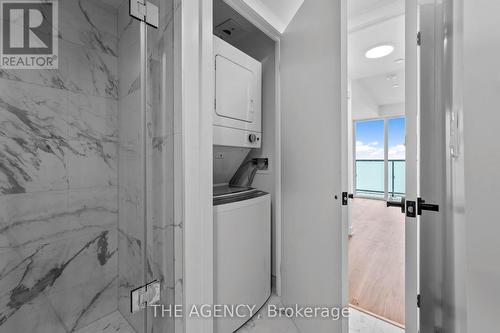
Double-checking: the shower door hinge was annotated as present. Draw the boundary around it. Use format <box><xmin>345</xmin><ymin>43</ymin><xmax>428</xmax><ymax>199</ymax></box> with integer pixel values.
<box><xmin>130</xmin><ymin>280</ymin><xmax>161</xmax><ymax>313</ymax></box>
<box><xmin>130</xmin><ymin>0</ymin><xmax>159</xmax><ymax>28</ymax></box>
<box><xmin>417</xmin><ymin>31</ymin><xmax>422</xmax><ymax>46</ymax></box>
<box><xmin>417</xmin><ymin>294</ymin><xmax>421</xmax><ymax>308</ymax></box>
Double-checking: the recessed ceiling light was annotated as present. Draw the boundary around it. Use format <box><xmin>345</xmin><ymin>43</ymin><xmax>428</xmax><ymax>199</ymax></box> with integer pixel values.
<box><xmin>365</xmin><ymin>44</ymin><xmax>394</xmax><ymax>59</ymax></box>
<box><xmin>392</xmin><ymin>84</ymin><xmax>400</xmax><ymax>88</ymax></box>
<box><xmin>394</xmin><ymin>58</ymin><xmax>405</xmax><ymax>64</ymax></box>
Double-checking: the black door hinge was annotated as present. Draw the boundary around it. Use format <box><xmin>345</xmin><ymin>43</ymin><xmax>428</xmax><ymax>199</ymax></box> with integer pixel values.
<box><xmin>417</xmin><ymin>294</ymin><xmax>421</xmax><ymax>308</ymax></box>
<box><xmin>342</xmin><ymin>192</ymin><xmax>354</xmax><ymax>206</ymax></box>
<box><xmin>417</xmin><ymin>31</ymin><xmax>422</xmax><ymax>46</ymax></box>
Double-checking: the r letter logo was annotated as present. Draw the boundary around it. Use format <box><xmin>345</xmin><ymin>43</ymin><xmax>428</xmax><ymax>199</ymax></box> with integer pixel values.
<box><xmin>1</xmin><ymin>0</ymin><xmax>58</xmax><ymax>69</ymax></box>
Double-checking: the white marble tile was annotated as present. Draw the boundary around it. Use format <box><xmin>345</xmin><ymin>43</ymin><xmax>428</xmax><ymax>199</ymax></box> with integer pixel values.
<box><xmin>235</xmin><ymin>296</ymin><xmax>300</xmax><ymax>333</ymax></box>
<box><xmin>66</xmin><ymin>140</ymin><xmax>118</xmax><ymax>188</ymax></box>
<box><xmin>0</xmin><ymin>190</ymin><xmax>73</xmax><ymax>247</ymax></box>
<box><xmin>48</xmin><ymin>275</ymin><xmax>118</xmax><ymax>332</ymax></box>
<box><xmin>0</xmin><ymin>42</ymin><xmax>117</xmax><ymax>100</ymax></box>
<box><xmin>74</xmin><ymin>311</ymin><xmax>136</xmax><ymax>333</ymax></box>
<box><xmin>372</xmin><ymin>319</ymin><xmax>405</xmax><ymax>333</ymax></box>
<box><xmin>0</xmin><ymin>78</ymin><xmax>69</xmax><ymax>139</ymax></box>
<box><xmin>0</xmin><ymin>56</ymin><xmax>72</xmax><ymax>93</ymax></box>
<box><xmin>67</xmin><ymin>92</ymin><xmax>118</xmax><ymax>142</ymax></box>
<box><xmin>0</xmin><ymin>223</ymin><xmax>118</xmax><ymax>332</ymax></box>
<box><xmin>0</xmin><ymin>287</ymin><xmax>67</xmax><ymax>333</ymax></box>
<box><xmin>62</xmin><ymin>41</ymin><xmax>118</xmax><ymax>99</ymax></box>
<box><xmin>0</xmin><ymin>188</ymin><xmax>118</xmax><ymax>290</ymax></box>
<box><xmin>349</xmin><ymin>308</ymin><xmax>376</xmax><ymax>333</ymax></box>
<box><xmin>0</xmin><ymin>136</ymin><xmax>69</xmax><ymax>194</ymax></box>
<box><xmin>59</xmin><ymin>0</ymin><xmax>118</xmax><ymax>54</ymax></box>
<box><xmin>69</xmin><ymin>187</ymin><xmax>118</xmax><ymax>229</ymax></box>
<box><xmin>349</xmin><ymin>308</ymin><xmax>405</xmax><ymax>333</ymax></box>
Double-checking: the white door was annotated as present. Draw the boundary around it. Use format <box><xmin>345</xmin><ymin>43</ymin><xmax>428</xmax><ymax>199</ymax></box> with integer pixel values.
<box><xmin>418</xmin><ymin>1</ymin><xmax>446</xmax><ymax>332</ymax></box>
<box><xmin>280</xmin><ymin>0</ymin><xmax>343</xmax><ymax>332</ymax></box>
<box><xmin>406</xmin><ymin>1</ymin><xmax>446</xmax><ymax>332</ymax></box>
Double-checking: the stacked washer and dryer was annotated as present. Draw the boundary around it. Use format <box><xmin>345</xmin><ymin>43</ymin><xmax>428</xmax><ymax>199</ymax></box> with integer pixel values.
<box><xmin>212</xmin><ymin>36</ymin><xmax>271</xmax><ymax>333</ymax></box>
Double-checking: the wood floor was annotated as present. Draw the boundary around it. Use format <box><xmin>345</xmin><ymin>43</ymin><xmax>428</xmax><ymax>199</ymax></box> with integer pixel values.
<box><xmin>348</xmin><ymin>198</ymin><xmax>405</xmax><ymax>326</ymax></box>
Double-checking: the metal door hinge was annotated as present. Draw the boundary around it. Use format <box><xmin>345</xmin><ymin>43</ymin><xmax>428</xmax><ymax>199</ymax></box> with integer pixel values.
<box><xmin>130</xmin><ymin>280</ymin><xmax>161</xmax><ymax>313</ymax></box>
<box><xmin>417</xmin><ymin>31</ymin><xmax>422</xmax><ymax>46</ymax></box>
<box><xmin>130</xmin><ymin>0</ymin><xmax>159</xmax><ymax>28</ymax></box>
<box><xmin>417</xmin><ymin>294</ymin><xmax>421</xmax><ymax>308</ymax></box>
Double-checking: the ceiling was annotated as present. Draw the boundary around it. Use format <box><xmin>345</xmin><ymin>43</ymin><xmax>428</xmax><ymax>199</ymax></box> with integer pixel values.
<box><xmin>348</xmin><ymin>14</ymin><xmax>405</xmax><ymax>79</ymax></box>
<box><xmin>257</xmin><ymin>0</ymin><xmax>304</xmax><ymax>32</ymax></box>
<box><xmin>348</xmin><ymin>0</ymin><xmax>405</xmax><ymax>112</ymax></box>
<box><xmin>222</xmin><ymin>0</ymin><xmax>304</xmax><ymax>34</ymax></box>
<box><xmin>349</xmin><ymin>0</ymin><xmax>401</xmax><ymax>19</ymax></box>
<box><xmin>357</xmin><ymin>69</ymin><xmax>405</xmax><ymax>106</ymax></box>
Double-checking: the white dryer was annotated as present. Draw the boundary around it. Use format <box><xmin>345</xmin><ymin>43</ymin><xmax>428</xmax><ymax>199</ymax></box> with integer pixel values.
<box><xmin>213</xmin><ymin>185</ymin><xmax>271</xmax><ymax>333</ymax></box>
<box><xmin>213</xmin><ymin>36</ymin><xmax>262</xmax><ymax>148</ymax></box>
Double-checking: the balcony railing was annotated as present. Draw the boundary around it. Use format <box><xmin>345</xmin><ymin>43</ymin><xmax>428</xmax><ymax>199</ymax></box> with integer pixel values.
<box><xmin>355</xmin><ymin>159</ymin><xmax>405</xmax><ymax>197</ymax></box>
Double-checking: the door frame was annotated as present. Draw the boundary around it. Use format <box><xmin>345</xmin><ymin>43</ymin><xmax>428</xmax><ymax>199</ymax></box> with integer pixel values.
<box><xmin>183</xmin><ymin>3</ymin><xmax>284</xmax><ymax>333</ymax></box>
<box><xmin>340</xmin><ymin>0</ymin><xmax>419</xmax><ymax>331</ymax></box>
<box><xmin>181</xmin><ymin>1</ymin><xmax>214</xmax><ymax>333</ymax></box>
<box><xmin>219</xmin><ymin>0</ymin><xmax>284</xmax><ymax>296</ymax></box>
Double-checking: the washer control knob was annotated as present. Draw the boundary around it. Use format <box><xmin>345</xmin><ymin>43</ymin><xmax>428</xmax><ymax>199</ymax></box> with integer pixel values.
<box><xmin>248</xmin><ymin>134</ymin><xmax>257</xmax><ymax>143</ymax></box>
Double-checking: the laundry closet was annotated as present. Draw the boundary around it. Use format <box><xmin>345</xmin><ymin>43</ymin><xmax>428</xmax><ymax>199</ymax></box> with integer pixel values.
<box><xmin>212</xmin><ymin>1</ymin><xmax>279</xmax><ymax>332</ymax></box>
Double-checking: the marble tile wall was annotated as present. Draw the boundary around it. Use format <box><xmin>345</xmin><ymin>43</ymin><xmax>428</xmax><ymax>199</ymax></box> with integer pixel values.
<box><xmin>0</xmin><ymin>0</ymin><xmax>181</xmax><ymax>331</ymax></box>
<box><xmin>0</xmin><ymin>0</ymin><xmax>120</xmax><ymax>332</ymax></box>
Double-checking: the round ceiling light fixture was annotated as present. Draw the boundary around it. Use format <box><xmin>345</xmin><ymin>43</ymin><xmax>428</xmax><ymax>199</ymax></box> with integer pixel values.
<box><xmin>365</xmin><ymin>44</ymin><xmax>395</xmax><ymax>59</ymax></box>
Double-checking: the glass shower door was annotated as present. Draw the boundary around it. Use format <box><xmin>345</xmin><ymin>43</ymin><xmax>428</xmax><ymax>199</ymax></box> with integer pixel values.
<box><xmin>121</xmin><ymin>0</ymin><xmax>177</xmax><ymax>332</ymax></box>
<box><xmin>143</xmin><ymin>0</ymin><xmax>178</xmax><ymax>332</ymax></box>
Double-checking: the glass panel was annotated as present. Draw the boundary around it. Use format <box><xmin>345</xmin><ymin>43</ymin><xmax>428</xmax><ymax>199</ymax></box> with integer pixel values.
<box><xmin>117</xmin><ymin>0</ymin><xmax>146</xmax><ymax>332</ymax></box>
<box><xmin>387</xmin><ymin>117</ymin><xmax>406</xmax><ymax>198</ymax></box>
<box><xmin>144</xmin><ymin>0</ymin><xmax>177</xmax><ymax>332</ymax></box>
<box><xmin>355</xmin><ymin>119</ymin><xmax>385</xmax><ymax>198</ymax></box>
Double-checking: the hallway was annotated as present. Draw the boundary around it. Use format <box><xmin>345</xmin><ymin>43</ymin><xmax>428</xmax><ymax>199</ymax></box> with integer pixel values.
<box><xmin>348</xmin><ymin>198</ymin><xmax>405</xmax><ymax>327</ymax></box>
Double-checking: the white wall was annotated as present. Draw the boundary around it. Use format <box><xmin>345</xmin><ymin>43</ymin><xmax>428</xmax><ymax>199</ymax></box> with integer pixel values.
<box><xmin>280</xmin><ymin>0</ymin><xmax>343</xmax><ymax>332</ymax></box>
<box><xmin>462</xmin><ymin>0</ymin><xmax>500</xmax><ymax>331</ymax></box>
<box><xmin>350</xmin><ymin>79</ymin><xmax>379</xmax><ymax>119</ymax></box>
<box><xmin>246</xmin><ymin>52</ymin><xmax>278</xmax><ymax>278</ymax></box>
<box><xmin>378</xmin><ymin>103</ymin><xmax>405</xmax><ymax>118</ymax></box>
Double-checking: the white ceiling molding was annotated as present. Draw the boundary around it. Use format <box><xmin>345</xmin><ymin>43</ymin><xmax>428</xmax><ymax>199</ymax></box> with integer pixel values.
<box><xmin>223</xmin><ymin>0</ymin><xmax>304</xmax><ymax>35</ymax></box>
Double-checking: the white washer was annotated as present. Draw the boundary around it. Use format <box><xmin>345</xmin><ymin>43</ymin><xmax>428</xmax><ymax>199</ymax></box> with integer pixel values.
<box><xmin>213</xmin><ymin>186</ymin><xmax>271</xmax><ymax>333</ymax></box>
